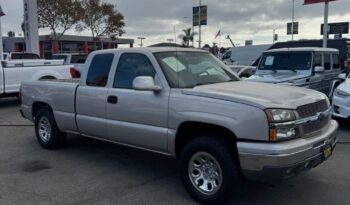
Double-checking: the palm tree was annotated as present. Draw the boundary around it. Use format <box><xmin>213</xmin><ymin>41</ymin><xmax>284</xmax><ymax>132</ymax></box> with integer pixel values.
<box><xmin>178</xmin><ymin>28</ymin><xmax>196</xmax><ymax>47</ymax></box>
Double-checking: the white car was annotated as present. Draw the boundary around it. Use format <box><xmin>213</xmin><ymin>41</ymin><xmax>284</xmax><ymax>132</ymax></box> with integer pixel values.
<box><xmin>333</xmin><ymin>74</ymin><xmax>350</xmax><ymax>119</ymax></box>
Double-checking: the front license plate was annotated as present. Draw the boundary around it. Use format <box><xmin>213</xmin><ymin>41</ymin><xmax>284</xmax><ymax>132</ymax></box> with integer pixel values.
<box><xmin>323</xmin><ymin>145</ymin><xmax>332</xmax><ymax>160</ymax></box>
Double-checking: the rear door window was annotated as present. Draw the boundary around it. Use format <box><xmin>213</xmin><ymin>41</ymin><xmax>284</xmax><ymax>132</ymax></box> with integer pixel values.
<box><xmin>324</xmin><ymin>54</ymin><xmax>331</xmax><ymax>70</ymax></box>
<box><xmin>86</xmin><ymin>54</ymin><xmax>114</xmax><ymax>87</ymax></box>
<box><xmin>332</xmin><ymin>54</ymin><xmax>340</xmax><ymax>69</ymax></box>
<box><xmin>314</xmin><ymin>52</ymin><xmax>322</xmax><ymax>67</ymax></box>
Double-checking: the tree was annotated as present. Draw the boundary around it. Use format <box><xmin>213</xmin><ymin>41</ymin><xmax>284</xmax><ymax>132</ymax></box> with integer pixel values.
<box><xmin>178</xmin><ymin>28</ymin><xmax>196</xmax><ymax>47</ymax></box>
<box><xmin>7</xmin><ymin>31</ymin><xmax>15</xmax><ymax>37</ymax></box>
<box><xmin>37</xmin><ymin>0</ymin><xmax>83</xmax><ymax>48</ymax></box>
<box><xmin>79</xmin><ymin>0</ymin><xmax>125</xmax><ymax>43</ymax></box>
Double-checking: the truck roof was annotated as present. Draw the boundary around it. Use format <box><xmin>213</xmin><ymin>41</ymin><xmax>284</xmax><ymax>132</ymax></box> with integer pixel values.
<box><xmin>265</xmin><ymin>47</ymin><xmax>339</xmax><ymax>53</ymax></box>
<box><xmin>91</xmin><ymin>47</ymin><xmax>207</xmax><ymax>54</ymax></box>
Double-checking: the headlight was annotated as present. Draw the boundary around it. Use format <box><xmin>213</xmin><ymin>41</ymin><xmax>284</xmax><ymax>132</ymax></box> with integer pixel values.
<box><xmin>265</xmin><ymin>109</ymin><xmax>296</xmax><ymax>123</ymax></box>
<box><xmin>265</xmin><ymin>109</ymin><xmax>298</xmax><ymax>141</ymax></box>
<box><xmin>269</xmin><ymin>127</ymin><xmax>298</xmax><ymax>142</ymax></box>
<box><xmin>335</xmin><ymin>89</ymin><xmax>350</xmax><ymax>98</ymax></box>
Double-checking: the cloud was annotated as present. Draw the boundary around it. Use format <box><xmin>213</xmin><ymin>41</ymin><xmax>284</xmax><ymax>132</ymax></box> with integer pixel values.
<box><xmin>1</xmin><ymin>0</ymin><xmax>349</xmax><ymax>47</ymax></box>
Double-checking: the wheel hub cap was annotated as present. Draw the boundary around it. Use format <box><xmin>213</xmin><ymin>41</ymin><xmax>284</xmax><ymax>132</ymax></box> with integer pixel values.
<box><xmin>188</xmin><ymin>152</ymin><xmax>223</xmax><ymax>195</ymax></box>
<box><xmin>38</xmin><ymin>117</ymin><xmax>51</xmax><ymax>142</ymax></box>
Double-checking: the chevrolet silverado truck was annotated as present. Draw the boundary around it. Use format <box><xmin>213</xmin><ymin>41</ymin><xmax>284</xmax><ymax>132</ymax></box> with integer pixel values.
<box><xmin>20</xmin><ymin>48</ymin><xmax>338</xmax><ymax>204</ymax></box>
<box><xmin>1</xmin><ymin>58</ymin><xmax>74</xmax><ymax>98</ymax></box>
<box><xmin>247</xmin><ymin>48</ymin><xmax>344</xmax><ymax>97</ymax></box>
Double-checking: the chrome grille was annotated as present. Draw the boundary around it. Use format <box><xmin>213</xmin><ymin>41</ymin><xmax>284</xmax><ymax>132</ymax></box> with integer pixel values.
<box><xmin>297</xmin><ymin>99</ymin><xmax>330</xmax><ymax>135</ymax></box>
<box><xmin>302</xmin><ymin>118</ymin><xmax>329</xmax><ymax>134</ymax></box>
<box><xmin>297</xmin><ymin>99</ymin><xmax>328</xmax><ymax>118</ymax></box>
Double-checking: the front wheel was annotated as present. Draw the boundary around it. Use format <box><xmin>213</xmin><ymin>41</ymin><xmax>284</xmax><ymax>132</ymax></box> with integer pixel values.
<box><xmin>179</xmin><ymin>136</ymin><xmax>240</xmax><ymax>205</ymax></box>
<box><xmin>35</xmin><ymin>107</ymin><xmax>66</xmax><ymax>150</ymax></box>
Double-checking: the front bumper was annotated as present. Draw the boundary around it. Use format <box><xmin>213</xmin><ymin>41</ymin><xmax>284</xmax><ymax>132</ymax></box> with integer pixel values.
<box><xmin>238</xmin><ymin>120</ymin><xmax>338</xmax><ymax>181</ymax></box>
<box><xmin>333</xmin><ymin>95</ymin><xmax>350</xmax><ymax>119</ymax></box>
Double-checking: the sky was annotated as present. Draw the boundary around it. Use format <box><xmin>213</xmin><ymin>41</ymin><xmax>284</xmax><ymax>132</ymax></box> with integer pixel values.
<box><xmin>0</xmin><ymin>0</ymin><xmax>349</xmax><ymax>48</ymax></box>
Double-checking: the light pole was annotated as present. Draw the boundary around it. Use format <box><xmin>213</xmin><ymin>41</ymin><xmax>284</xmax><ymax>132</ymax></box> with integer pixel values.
<box><xmin>23</xmin><ymin>0</ymin><xmax>40</xmax><ymax>55</ymax></box>
<box><xmin>137</xmin><ymin>37</ymin><xmax>146</xmax><ymax>47</ymax></box>
<box><xmin>198</xmin><ymin>0</ymin><xmax>202</xmax><ymax>48</ymax></box>
<box><xmin>323</xmin><ymin>1</ymin><xmax>329</xmax><ymax>48</ymax></box>
<box><xmin>291</xmin><ymin>0</ymin><xmax>295</xmax><ymax>41</ymax></box>
<box><xmin>0</xmin><ymin>4</ymin><xmax>5</xmax><ymax>60</ymax></box>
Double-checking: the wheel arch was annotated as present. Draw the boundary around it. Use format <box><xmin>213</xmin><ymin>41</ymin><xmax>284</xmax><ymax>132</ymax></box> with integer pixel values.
<box><xmin>32</xmin><ymin>101</ymin><xmax>52</xmax><ymax>119</ymax></box>
<box><xmin>175</xmin><ymin>121</ymin><xmax>239</xmax><ymax>158</ymax></box>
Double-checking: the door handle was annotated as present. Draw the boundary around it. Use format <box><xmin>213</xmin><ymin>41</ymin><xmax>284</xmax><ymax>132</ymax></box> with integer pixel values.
<box><xmin>107</xmin><ymin>96</ymin><xmax>118</xmax><ymax>104</ymax></box>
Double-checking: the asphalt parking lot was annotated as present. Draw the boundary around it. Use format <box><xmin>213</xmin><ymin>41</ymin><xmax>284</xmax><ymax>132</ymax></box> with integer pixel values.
<box><xmin>0</xmin><ymin>97</ymin><xmax>349</xmax><ymax>205</ymax></box>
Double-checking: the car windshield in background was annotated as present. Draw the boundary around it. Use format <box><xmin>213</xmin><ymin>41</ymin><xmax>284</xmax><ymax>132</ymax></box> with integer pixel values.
<box><xmin>259</xmin><ymin>52</ymin><xmax>313</xmax><ymax>71</ymax></box>
<box><xmin>11</xmin><ymin>53</ymin><xmax>40</xmax><ymax>60</ymax></box>
<box><xmin>154</xmin><ymin>51</ymin><xmax>237</xmax><ymax>88</ymax></box>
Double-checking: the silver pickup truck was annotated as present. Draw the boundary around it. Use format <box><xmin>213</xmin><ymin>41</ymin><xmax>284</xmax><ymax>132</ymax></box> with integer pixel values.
<box><xmin>20</xmin><ymin>48</ymin><xmax>338</xmax><ymax>205</ymax></box>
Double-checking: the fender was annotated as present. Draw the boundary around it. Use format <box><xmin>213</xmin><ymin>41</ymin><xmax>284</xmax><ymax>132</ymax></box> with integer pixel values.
<box><xmin>329</xmin><ymin>79</ymin><xmax>342</xmax><ymax>97</ymax></box>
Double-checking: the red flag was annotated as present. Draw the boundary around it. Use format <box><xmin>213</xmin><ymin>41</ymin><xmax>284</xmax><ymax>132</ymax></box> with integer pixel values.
<box><xmin>304</xmin><ymin>0</ymin><xmax>336</xmax><ymax>5</ymax></box>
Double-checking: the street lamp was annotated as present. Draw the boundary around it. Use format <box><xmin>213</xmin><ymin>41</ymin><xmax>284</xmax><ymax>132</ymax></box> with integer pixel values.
<box><xmin>137</xmin><ymin>37</ymin><xmax>146</xmax><ymax>48</ymax></box>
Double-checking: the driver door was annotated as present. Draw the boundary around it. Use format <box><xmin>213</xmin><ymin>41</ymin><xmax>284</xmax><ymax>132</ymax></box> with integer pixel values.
<box><xmin>106</xmin><ymin>52</ymin><xmax>169</xmax><ymax>153</ymax></box>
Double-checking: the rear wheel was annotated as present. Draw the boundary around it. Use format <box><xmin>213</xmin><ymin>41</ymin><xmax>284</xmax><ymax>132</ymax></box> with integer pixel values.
<box><xmin>35</xmin><ymin>107</ymin><xmax>66</xmax><ymax>149</ymax></box>
<box><xmin>179</xmin><ymin>136</ymin><xmax>240</xmax><ymax>205</ymax></box>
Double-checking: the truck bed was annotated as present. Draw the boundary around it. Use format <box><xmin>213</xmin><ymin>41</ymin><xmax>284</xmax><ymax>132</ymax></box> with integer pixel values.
<box><xmin>21</xmin><ymin>79</ymin><xmax>80</xmax><ymax>133</ymax></box>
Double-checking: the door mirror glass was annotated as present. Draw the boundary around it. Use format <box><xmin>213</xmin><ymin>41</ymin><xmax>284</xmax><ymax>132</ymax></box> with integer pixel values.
<box><xmin>338</xmin><ymin>73</ymin><xmax>347</xmax><ymax>80</ymax></box>
<box><xmin>132</xmin><ymin>76</ymin><xmax>161</xmax><ymax>91</ymax></box>
<box><xmin>314</xmin><ymin>66</ymin><xmax>325</xmax><ymax>73</ymax></box>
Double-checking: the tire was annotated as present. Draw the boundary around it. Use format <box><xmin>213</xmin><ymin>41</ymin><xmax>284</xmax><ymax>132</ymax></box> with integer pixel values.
<box><xmin>35</xmin><ymin>107</ymin><xmax>66</xmax><ymax>150</ymax></box>
<box><xmin>179</xmin><ymin>136</ymin><xmax>240</xmax><ymax>205</ymax></box>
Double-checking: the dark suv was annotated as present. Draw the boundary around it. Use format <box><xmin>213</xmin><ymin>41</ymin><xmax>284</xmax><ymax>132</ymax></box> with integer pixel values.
<box><xmin>269</xmin><ymin>39</ymin><xmax>350</xmax><ymax>73</ymax></box>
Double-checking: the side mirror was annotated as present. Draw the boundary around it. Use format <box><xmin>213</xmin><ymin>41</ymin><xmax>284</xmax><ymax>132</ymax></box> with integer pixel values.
<box><xmin>338</xmin><ymin>73</ymin><xmax>347</xmax><ymax>80</ymax></box>
<box><xmin>314</xmin><ymin>66</ymin><xmax>325</xmax><ymax>73</ymax></box>
<box><xmin>132</xmin><ymin>76</ymin><xmax>162</xmax><ymax>92</ymax></box>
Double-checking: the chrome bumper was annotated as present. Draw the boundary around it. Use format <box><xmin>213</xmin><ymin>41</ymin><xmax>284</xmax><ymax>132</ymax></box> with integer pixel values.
<box><xmin>238</xmin><ymin>120</ymin><xmax>338</xmax><ymax>181</ymax></box>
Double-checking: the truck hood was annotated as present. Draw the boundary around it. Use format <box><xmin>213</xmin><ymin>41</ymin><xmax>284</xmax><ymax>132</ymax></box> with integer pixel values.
<box><xmin>246</xmin><ymin>71</ymin><xmax>310</xmax><ymax>83</ymax></box>
<box><xmin>182</xmin><ymin>81</ymin><xmax>327</xmax><ymax>110</ymax></box>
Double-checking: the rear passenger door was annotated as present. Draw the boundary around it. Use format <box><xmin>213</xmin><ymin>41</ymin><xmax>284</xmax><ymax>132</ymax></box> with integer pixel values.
<box><xmin>106</xmin><ymin>52</ymin><xmax>170</xmax><ymax>153</ymax></box>
<box><xmin>76</xmin><ymin>53</ymin><xmax>115</xmax><ymax>139</ymax></box>
<box><xmin>310</xmin><ymin>52</ymin><xmax>333</xmax><ymax>95</ymax></box>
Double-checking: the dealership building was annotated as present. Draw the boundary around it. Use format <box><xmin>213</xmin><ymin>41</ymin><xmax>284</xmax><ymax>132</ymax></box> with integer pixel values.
<box><xmin>3</xmin><ymin>34</ymin><xmax>134</xmax><ymax>59</ymax></box>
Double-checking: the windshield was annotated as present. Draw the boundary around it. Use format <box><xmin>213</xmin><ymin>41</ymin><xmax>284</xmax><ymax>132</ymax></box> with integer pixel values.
<box><xmin>259</xmin><ymin>52</ymin><xmax>313</xmax><ymax>71</ymax></box>
<box><xmin>154</xmin><ymin>51</ymin><xmax>238</xmax><ymax>88</ymax></box>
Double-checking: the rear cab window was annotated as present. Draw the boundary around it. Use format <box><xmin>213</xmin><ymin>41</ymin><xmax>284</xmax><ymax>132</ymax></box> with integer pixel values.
<box><xmin>86</xmin><ymin>53</ymin><xmax>114</xmax><ymax>87</ymax></box>
<box><xmin>71</xmin><ymin>55</ymin><xmax>88</xmax><ymax>64</ymax></box>
<box><xmin>11</xmin><ymin>53</ymin><xmax>40</xmax><ymax>60</ymax></box>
